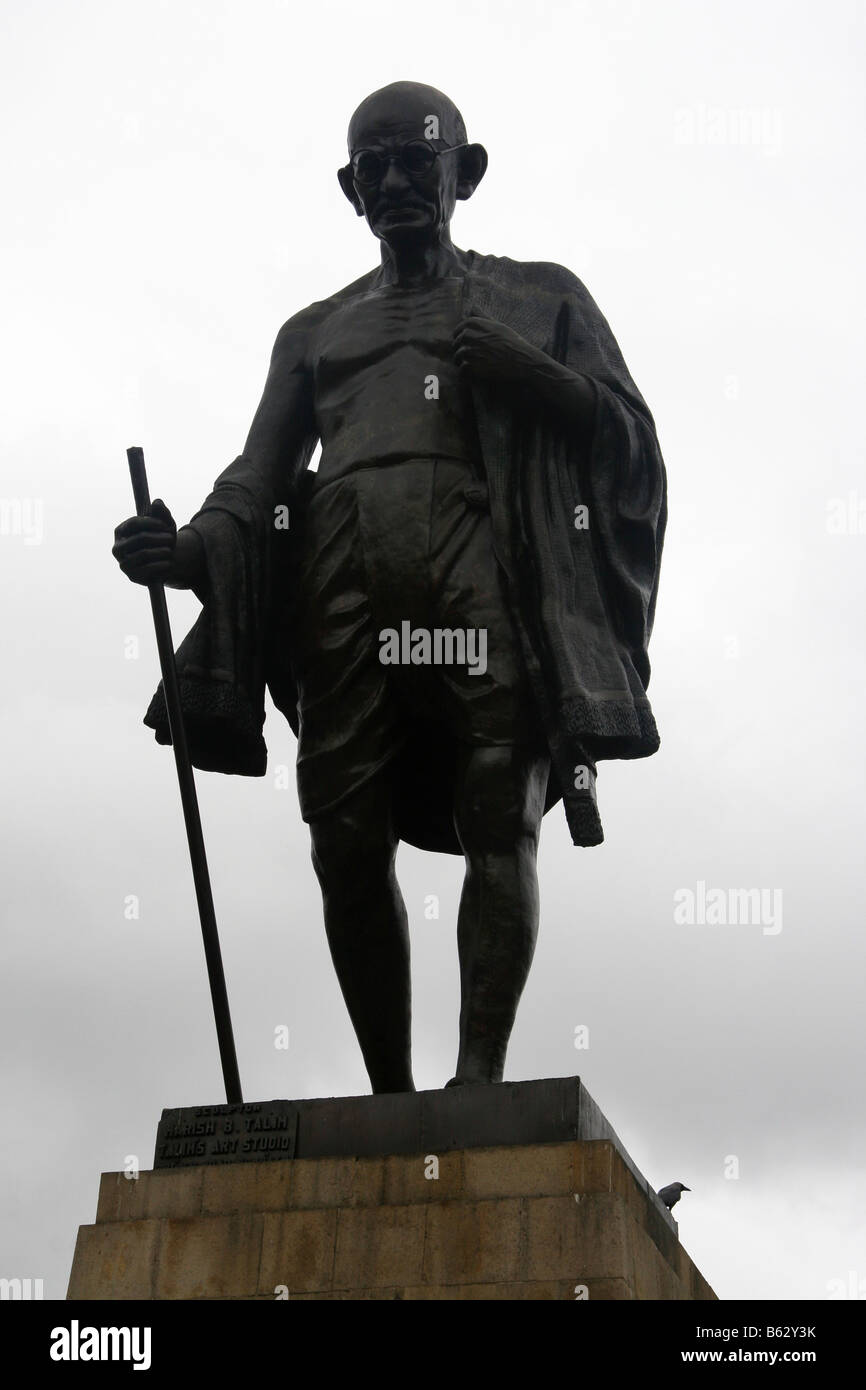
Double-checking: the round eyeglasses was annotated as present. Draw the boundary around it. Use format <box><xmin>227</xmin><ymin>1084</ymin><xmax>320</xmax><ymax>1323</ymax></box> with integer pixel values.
<box><xmin>349</xmin><ymin>140</ymin><xmax>468</xmax><ymax>187</ymax></box>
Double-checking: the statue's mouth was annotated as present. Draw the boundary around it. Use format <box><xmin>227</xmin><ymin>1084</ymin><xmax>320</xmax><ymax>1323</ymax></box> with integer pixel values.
<box><xmin>377</xmin><ymin>203</ymin><xmax>425</xmax><ymax>219</ymax></box>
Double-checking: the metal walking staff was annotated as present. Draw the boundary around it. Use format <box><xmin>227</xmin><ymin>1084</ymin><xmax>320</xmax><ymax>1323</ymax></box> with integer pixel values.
<box><xmin>126</xmin><ymin>445</ymin><xmax>243</xmax><ymax>1105</ymax></box>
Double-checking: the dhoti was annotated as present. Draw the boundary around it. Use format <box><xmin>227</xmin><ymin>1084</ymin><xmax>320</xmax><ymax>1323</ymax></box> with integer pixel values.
<box><xmin>287</xmin><ymin>458</ymin><xmax>542</xmax><ymax>821</ymax></box>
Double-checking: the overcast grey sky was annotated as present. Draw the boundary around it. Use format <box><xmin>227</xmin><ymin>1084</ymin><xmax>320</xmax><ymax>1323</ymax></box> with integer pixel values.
<box><xmin>1</xmin><ymin>0</ymin><xmax>864</xmax><ymax>1301</ymax></box>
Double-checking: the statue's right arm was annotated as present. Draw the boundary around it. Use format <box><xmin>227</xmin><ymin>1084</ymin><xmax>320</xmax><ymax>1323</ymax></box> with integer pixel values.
<box><xmin>113</xmin><ymin>304</ymin><xmax>321</xmax><ymax>594</ymax></box>
<box><xmin>238</xmin><ymin>307</ymin><xmax>318</xmax><ymax>501</ymax></box>
<box><xmin>169</xmin><ymin>306</ymin><xmax>320</xmax><ymax>593</ymax></box>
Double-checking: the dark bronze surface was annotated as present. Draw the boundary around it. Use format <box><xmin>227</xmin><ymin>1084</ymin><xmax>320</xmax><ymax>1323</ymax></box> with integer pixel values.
<box><xmin>115</xmin><ymin>82</ymin><xmax>666</xmax><ymax>1096</ymax></box>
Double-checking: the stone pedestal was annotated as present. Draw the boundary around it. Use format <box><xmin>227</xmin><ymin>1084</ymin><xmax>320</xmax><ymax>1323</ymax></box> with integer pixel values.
<box><xmin>67</xmin><ymin>1079</ymin><xmax>717</xmax><ymax>1301</ymax></box>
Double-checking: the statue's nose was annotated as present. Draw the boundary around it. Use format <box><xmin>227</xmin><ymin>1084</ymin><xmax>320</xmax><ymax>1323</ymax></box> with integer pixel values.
<box><xmin>380</xmin><ymin>157</ymin><xmax>410</xmax><ymax>196</ymax></box>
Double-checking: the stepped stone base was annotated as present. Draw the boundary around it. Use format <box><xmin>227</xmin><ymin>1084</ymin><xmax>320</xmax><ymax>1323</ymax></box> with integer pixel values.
<box><xmin>68</xmin><ymin>1085</ymin><xmax>717</xmax><ymax>1300</ymax></box>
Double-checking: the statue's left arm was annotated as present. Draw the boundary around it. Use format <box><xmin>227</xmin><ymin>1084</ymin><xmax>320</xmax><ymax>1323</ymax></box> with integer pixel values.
<box><xmin>454</xmin><ymin>312</ymin><xmax>596</xmax><ymax>433</ymax></box>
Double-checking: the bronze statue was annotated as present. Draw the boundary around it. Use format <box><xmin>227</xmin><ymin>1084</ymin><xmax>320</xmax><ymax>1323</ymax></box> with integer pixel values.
<box><xmin>113</xmin><ymin>81</ymin><xmax>667</xmax><ymax>1095</ymax></box>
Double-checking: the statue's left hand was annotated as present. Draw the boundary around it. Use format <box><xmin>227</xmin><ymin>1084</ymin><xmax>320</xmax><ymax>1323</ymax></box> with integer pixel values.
<box><xmin>453</xmin><ymin>314</ymin><xmax>539</xmax><ymax>386</ymax></box>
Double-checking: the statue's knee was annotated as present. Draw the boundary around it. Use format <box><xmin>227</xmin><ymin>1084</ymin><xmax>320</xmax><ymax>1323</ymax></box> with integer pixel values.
<box><xmin>454</xmin><ymin>748</ymin><xmax>541</xmax><ymax>853</ymax></box>
<box><xmin>310</xmin><ymin>809</ymin><xmax>393</xmax><ymax>885</ymax></box>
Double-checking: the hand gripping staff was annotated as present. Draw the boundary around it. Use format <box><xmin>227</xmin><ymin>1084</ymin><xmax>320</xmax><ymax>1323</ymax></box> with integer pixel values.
<box><xmin>126</xmin><ymin>446</ymin><xmax>243</xmax><ymax>1104</ymax></box>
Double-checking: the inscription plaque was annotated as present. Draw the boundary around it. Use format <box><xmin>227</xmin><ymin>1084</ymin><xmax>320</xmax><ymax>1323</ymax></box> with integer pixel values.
<box><xmin>155</xmin><ymin>1100</ymin><xmax>298</xmax><ymax>1168</ymax></box>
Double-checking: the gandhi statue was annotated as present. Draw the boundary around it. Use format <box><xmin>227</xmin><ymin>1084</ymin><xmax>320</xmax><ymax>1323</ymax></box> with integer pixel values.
<box><xmin>113</xmin><ymin>82</ymin><xmax>667</xmax><ymax>1094</ymax></box>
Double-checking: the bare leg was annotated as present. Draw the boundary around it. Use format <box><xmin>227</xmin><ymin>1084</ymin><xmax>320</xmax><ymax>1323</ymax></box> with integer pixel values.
<box><xmin>450</xmin><ymin>744</ymin><xmax>549</xmax><ymax>1085</ymax></box>
<box><xmin>309</xmin><ymin>761</ymin><xmax>414</xmax><ymax>1094</ymax></box>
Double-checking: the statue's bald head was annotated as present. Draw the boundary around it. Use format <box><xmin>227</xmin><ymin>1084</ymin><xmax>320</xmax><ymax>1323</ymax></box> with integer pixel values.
<box><xmin>347</xmin><ymin>81</ymin><xmax>467</xmax><ymax>153</ymax></box>
<box><xmin>338</xmin><ymin>81</ymin><xmax>486</xmax><ymax>247</ymax></box>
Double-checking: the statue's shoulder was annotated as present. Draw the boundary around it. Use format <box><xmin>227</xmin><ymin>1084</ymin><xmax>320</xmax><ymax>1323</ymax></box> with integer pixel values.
<box><xmin>273</xmin><ymin>268</ymin><xmax>381</xmax><ymax>349</ymax></box>
<box><xmin>463</xmin><ymin>249</ymin><xmax>589</xmax><ymax>300</ymax></box>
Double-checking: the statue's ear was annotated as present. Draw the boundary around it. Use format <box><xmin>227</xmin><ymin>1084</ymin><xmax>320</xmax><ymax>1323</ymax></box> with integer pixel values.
<box><xmin>338</xmin><ymin>165</ymin><xmax>365</xmax><ymax>216</ymax></box>
<box><xmin>456</xmin><ymin>143</ymin><xmax>488</xmax><ymax>202</ymax></box>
